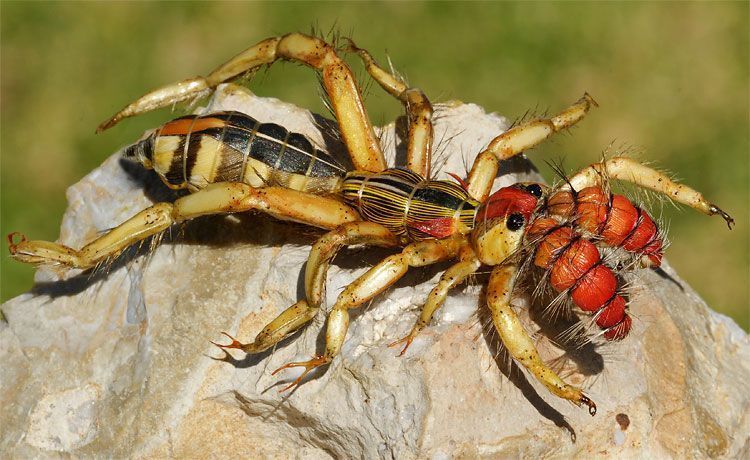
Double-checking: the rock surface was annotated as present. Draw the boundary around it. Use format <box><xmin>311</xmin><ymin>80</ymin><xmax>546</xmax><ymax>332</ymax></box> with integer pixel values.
<box><xmin>2</xmin><ymin>85</ymin><xmax>749</xmax><ymax>458</ymax></box>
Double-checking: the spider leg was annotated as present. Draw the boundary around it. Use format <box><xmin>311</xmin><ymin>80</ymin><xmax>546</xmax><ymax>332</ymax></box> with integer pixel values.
<box><xmin>272</xmin><ymin>354</ymin><xmax>330</xmax><ymax>393</ymax></box>
<box><xmin>213</xmin><ymin>221</ymin><xmax>399</xmax><ymax>356</ymax></box>
<box><xmin>8</xmin><ymin>183</ymin><xmax>359</xmax><ymax>269</ymax></box>
<box><xmin>98</xmin><ymin>33</ymin><xmax>386</xmax><ymax>173</ymax></box>
<box><xmin>211</xmin><ymin>300</ymin><xmax>320</xmax><ymax>356</ymax></box>
<box><xmin>566</xmin><ymin>157</ymin><xmax>734</xmax><ymax>228</ymax></box>
<box><xmin>346</xmin><ymin>40</ymin><xmax>434</xmax><ymax>178</ymax></box>
<box><xmin>273</xmin><ymin>235</ymin><xmax>465</xmax><ymax>391</ymax></box>
<box><xmin>488</xmin><ymin>264</ymin><xmax>597</xmax><ymax>415</ymax></box>
<box><xmin>305</xmin><ymin>221</ymin><xmax>400</xmax><ymax>309</ymax></box>
<box><xmin>467</xmin><ymin>94</ymin><xmax>598</xmax><ymax>202</ymax></box>
<box><xmin>390</xmin><ymin>244</ymin><xmax>481</xmax><ymax>356</ymax></box>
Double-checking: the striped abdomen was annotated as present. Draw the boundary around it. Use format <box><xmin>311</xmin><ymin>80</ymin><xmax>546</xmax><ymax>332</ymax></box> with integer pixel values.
<box><xmin>125</xmin><ymin>111</ymin><xmax>346</xmax><ymax>194</ymax></box>
<box><xmin>341</xmin><ymin>168</ymin><xmax>479</xmax><ymax>241</ymax></box>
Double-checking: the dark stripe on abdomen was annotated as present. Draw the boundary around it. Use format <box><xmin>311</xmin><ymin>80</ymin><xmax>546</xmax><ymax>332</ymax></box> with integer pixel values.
<box><xmin>342</xmin><ymin>169</ymin><xmax>478</xmax><ymax>240</ymax></box>
<box><xmin>164</xmin><ymin>137</ymin><xmax>187</xmax><ymax>188</ymax></box>
<box><xmin>149</xmin><ymin>111</ymin><xmax>345</xmax><ymax>192</ymax></box>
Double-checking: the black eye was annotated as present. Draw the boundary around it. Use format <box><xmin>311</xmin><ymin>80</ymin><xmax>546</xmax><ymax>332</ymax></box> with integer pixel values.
<box><xmin>526</xmin><ymin>184</ymin><xmax>543</xmax><ymax>198</ymax></box>
<box><xmin>506</xmin><ymin>213</ymin><xmax>525</xmax><ymax>231</ymax></box>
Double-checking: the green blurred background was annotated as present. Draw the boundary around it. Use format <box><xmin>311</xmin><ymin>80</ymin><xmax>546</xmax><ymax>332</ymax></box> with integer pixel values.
<box><xmin>2</xmin><ymin>2</ymin><xmax>747</xmax><ymax>330</ymax></box>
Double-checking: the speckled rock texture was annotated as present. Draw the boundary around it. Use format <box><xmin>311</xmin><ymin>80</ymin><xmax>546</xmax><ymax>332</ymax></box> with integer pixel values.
<box><xmin>2</xmin><ymin>85</ymin><xmax>748</xmax><ymax>458</ymax></box>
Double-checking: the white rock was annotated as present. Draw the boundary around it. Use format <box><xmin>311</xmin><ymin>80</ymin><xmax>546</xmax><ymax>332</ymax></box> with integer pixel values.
<box><xmin>2</xmin><ymin>85</ymin><xmax>748</xmax><ymax>458</ymax></box>
<box><xmin>25</xmin><ymin>384</ymin><xmax>101</xmax><ymax>451</ymax></box>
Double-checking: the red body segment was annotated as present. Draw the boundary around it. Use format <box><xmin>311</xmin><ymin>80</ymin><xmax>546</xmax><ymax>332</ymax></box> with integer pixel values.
<box><xmin>533</xmin><ymin>226</ymin><xmax>575</xmax><ymax>269</ymax></box>
<box><xmin>575</xmin><ymin>187</ymin><xmax>609</xmax><ymax>233</ymax></box>
<box><xmin>526</xmin><ymin>216</ymin><xmax>559</xmax><ymax>241</ymax></box>
<box><xmin>528</xmin><ymin>217</ymin><xmax>627</xmax><ymax>337</ymax></box>
<box><xmin>601</xmin><ymin>195</ymin><xmax>638</xmax><ymax>245</ymax></box>
<box><xmin>603</xmin><ymin>315</ymin><xmax>632</xmax><ymax>340</ymax></box>
<box><xmin>622</xmin><ymin>210</ymin><xmax>657</xmax><ymax>252</ymax></box>
<box><xmin>596</xmin><ymin>295</ymin><xmax>626</xmax><ymax>328</ymax></box>
<box><xmin>546</xmin><ymin>190</ymin><xmax>575</xmax><ymax>217</ymax></box>
<box><xmin>549</xmin><ymin>239</ymin><xmax>600</xmax><ymax>291</ymax></box>
<box><xmin>570</xmin><ymin>265</ymin><xmax>617</xmax><ymax>312</ymax></box>
<box><xmin>622</xmin><ymin>210</ymin><xmax>663</xmax><ymax>267</ymax></box>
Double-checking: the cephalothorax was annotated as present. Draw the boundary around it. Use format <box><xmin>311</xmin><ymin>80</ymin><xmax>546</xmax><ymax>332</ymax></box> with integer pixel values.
<box><xmin>8</xmin><ymin>33</ymin><xmax>733</xmax><ymax>416</ymax></box>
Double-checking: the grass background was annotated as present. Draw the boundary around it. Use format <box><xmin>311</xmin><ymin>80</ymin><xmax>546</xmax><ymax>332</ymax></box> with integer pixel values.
<box><xmin>1</xmin><ymin>2</ymin><xmax>747</xmax><ymax>330</ymax></box>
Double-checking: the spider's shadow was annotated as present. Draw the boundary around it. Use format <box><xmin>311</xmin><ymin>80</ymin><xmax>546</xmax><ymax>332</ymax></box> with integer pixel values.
<box><xmin>652</xmin><ymin>267</ymin><xmax>685</xmax><ymax>292</ymax></box>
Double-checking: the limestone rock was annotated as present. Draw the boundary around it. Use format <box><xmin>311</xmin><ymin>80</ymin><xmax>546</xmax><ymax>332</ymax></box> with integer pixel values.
<box><xmin>2</xmin><ymin>85</ymin><xmax>748</xmax><ymax>458</ymax></box>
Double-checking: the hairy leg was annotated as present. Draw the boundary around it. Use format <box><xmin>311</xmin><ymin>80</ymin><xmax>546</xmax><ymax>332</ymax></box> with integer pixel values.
<box><xmin>304</xmin><ymin>222</ymin><xmax>400</xmax><ymax>308</ymax></box>
<box><xmin>8</xmin><ymin>183</ymin><xmax>359</xmax><ymax>269</ymax></box>
<box><xmin>212</xmin><ymin>221</ymin><xmax>399</xmax><ymax>355</ymax></box>
<box><xmin>347</xmin><ymin>40</ymin><xmax>434</xmax><ymax>177</ymax></box>
<box><xmin>566</xmin><ymin>157</ymin><xmax>733</xmax><ymax>228</ymax></box>
<box><xmin>467</xmin><ymin>94</ymin><xmax>598</xmax><ymax>202</ymax></box>
<box><xmin>390</xmin><ymin>244</ymin><xmax>481</xmax><ymax>355</ymax></box>
<box><xmin>488</xmin><ymin>264</ymin><xmax>597</xmax><ymax>415</ymax></box>
<box><xmin>98</xmin><ymin>33</ymin><xmax>386</xmax><ymax>173</ymax></box>
<box><xmin>273</xmin><ymin>235</ymin><xmax>466</xmax><ymax>391</ymax></box>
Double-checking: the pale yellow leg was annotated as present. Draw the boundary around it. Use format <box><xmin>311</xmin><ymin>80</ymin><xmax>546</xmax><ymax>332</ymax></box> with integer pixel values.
<box><xmin>467</xmin><ymin>94</ymin><xmax>598</xmax><ymax>202</ymax></box>
<box><xmin>346</xmin><ymin>40</ymin><xmax>434</xmax><ymax>178</ymax></box>
<box><xmin>98</xmin><ymin>33</ymin><xmax>386</xmax><ymax>173</ymax></box>
<box><xmin>566</xmin><ymin>157</ymin><xmax>734</xmax><ymax>228</ymax></box>
<box><xmin>211</xmin><ymin>300</ymin><xmax>320</xmax><ymax>356</ymax></box>
<box><xmin>212</xmin><ymin>221</ymin><xmax>398</xmax><ymax>356</ymax></box>
<box><xmin>273</xmin><ymin>235</ymin><xmax>466</xmax><ymax>391</ymax></box>
<box><xmin>8</xmin><ymin>183</ymin><xmax>359</xmax><ymax>269</ymax></box>
<box><xmin>304</xmin><ymin>221</ymin><xmax>400</xmax><ymax>308</ymax></box>
<box><xmin>390</xmin><ymin>244</ymin><xmax>481</xmax><ymax>355</ymax></box>
<box><xmin>8</xmin><ymin>203</ymin><xmax>174</xmax><ymax>269</ymax></box>
<box><xmin>488</xmin><ymin>264</ymin><xmax>596</xmax><ymax>415</ymax></box>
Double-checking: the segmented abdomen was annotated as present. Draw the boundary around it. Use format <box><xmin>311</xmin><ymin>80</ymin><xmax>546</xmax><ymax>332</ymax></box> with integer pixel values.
<box><xmin>126</xmin><ymin>111</ymin><xmax>346</xmax><ymax>194</ymax></box>
<box><xmin>341</xmin><ymin>168</ymin><xmax>479</xmax><ymax>241</ymax></box>
<box><xmin>525</xmin><ymin>186</ymin><xmax>664</xmax><ymax>340</ymax></box>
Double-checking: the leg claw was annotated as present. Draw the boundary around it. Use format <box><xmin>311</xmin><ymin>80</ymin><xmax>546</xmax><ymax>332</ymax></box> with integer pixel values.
<box><xmin>341</xmin><ymin>37</ymin><xmax>361</xmax><ymax>53</ymax></box>
<box><xmin>709</xmin><ymin>204</ymin><xmax>734</xmax><ymax>230</ymax></box>
<box><xmin>7</xmin><ymin>232</ymin><xmax>27</xmax><ymax>254</ymax></box>
<box><xmin>272</xmin><ymin>355</ymin><xmax>329</xmax><ymax>392</ymax></box>
<box><xmin>210</xmin><ymin>332</ymin><xmax>246</xmax><ymax>351</ymax></box>
<box><xmin>388</xmin><ymin>335</ymin><xmax>414</xmax><ymax>357</ymax></box>
<box><xmin>580</xmin><ymin>394</ymin><xmax>597</xmax><ymax>416</ymax></box>
<box><xmin>209</xmin><ymin>332</ymin><xmax>248</xmax><ymax>364</ymax></box>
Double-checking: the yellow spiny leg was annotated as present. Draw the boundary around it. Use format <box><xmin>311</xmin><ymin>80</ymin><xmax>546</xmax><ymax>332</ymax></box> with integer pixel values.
<box><xmin>467</xmin><ymin>94</ymin><xmax>598</xmax><ymax>202</ymax></box>
<box><xmin>390</xmin><ymin>244</ymin><xmax>481</xmax><ymax>355</ymax></box>
<box><xmin>212</xmin><ymin>222</ymin><xmax>398</xmax><ymax>357</ymax></box>
<box><xmin>211</xmin><ymin>300</ymin><xmax>319</xmax><ymax>357</ymax></box>
<box><xmin>488</xmin><ymin>264</ymin><xmax>596</xmax><ymax>415</ymax></box>
<box><xmin>346</xmin><ymin>40</ymin><xmax>434</xmax><ymax>178</ymax></box>
<box><xmin>566</xmin><ymin>157</ymin><xmax>734</xmax><ymax>228</ymax></box>
<box><xmin>8</xmin><ymin>183</ymin><xmax>359</xmax><ymax>269</ymax></box>
<box><xmin>273</xmin><ymin>235</ymin><xmax>466</xmax><ymax>391</ymax></box>
<box><xmin>304</xmin><ymin>222</ymin><xmax>400</xmax><ymax>309</ymax></box>
<box><xmin>98</xmin><ymin>33</ymin><xmax>386</xmax><ymax>173</ymax></box>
